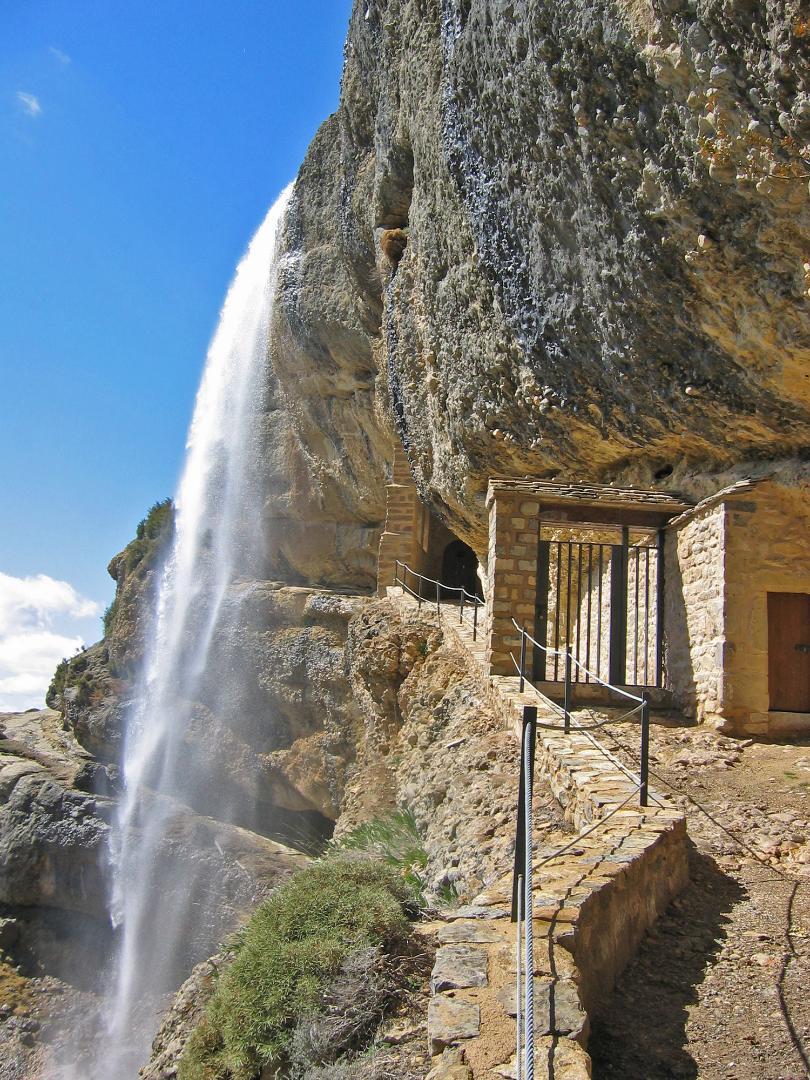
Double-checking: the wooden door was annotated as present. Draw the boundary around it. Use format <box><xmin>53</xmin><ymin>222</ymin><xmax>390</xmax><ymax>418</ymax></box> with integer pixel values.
<box><xmin>768</xmin><ymin>593</ymin><xmax>810</xmax><ymax>712</ymax></box>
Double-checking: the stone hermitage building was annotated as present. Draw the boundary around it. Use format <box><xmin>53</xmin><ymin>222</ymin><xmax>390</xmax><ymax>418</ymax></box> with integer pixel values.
<box><xmin>378</xmin><ymin>449</ymin><xmax>810</xmax><ymax>739</ymax></box>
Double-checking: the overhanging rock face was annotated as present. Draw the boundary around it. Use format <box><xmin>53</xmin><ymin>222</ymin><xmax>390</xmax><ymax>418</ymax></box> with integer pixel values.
<box><xmin>270</xmin><ymin>0</ymin><xmax>810</xmax><ymax>573</ymax></box>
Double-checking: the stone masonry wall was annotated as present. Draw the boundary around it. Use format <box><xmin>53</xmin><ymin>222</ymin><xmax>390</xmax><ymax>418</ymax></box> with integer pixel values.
<box><xmin>723</xmin><ymin>482</ymin><xmax>810</xmax><ymax>736</ymax></box>
<box><xmin>377</xmin><ymin>446</ymin><xmax>428</xmax><ymax>597</ymax></box>
<box><xmin>665</xmin><ymin>503</ymin><xmax>727</xmax><ymax>721</ymax></box>
<box><xmin>485</xmin><ymin>485</ymin><xmax>540</xmax><ymax>677</ymax></box>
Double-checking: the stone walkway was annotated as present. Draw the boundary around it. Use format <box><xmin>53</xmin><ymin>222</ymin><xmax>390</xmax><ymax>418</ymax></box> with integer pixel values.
<box><xmin>389</xmin><ymin>590</ymin><xmax>688</xmax><ymax>1080</ymax></box>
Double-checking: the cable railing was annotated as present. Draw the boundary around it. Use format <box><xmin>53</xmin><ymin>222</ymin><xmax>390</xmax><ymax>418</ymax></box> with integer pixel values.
<box><xmin>393</xmin><ymin>560</ymin><xmax>485</xmax><ymax>641</ymax></box>
<box><xmin>510</xmin><ymin>618</ymin><xmax>651</xmax><ymax>808</ymax></box>
<box><xmin>507</xmin><ymin>617</ymin><xmax>657</xmax><ymax>1076</ymax></box>
<box><xmin>391</xmin><ymin>561</ymin><xmax>662</xmax><ymax>1075</ymax></box>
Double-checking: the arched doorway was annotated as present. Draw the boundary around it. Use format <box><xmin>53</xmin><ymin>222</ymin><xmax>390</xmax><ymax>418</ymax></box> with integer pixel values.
<box><xmin>441</xmin><ymin>540</ymin><xmax>481</xmax><ymax>600</ymax></box>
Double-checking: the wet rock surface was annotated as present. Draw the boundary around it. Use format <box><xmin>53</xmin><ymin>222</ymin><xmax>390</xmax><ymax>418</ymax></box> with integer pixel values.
<box><xmin>0</xmin><ymin>711</ymin><xmax>110</xmax><ymax>919</ymax></box>
<box><xmin>0</xmin><ymin>708</ymin><xmax>311</xmax><ymax>1079</ymax></box>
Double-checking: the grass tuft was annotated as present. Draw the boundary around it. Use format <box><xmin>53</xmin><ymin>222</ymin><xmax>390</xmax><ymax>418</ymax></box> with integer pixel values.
<box><xmin>178</xmin><ymin>857</ymin><xmax>418</xmax><ymax>1080</ymax></box>
<box><xmin>328</xmin><ymin>811</ymin><xmax>428</xmax><ymax>903</ymax></box>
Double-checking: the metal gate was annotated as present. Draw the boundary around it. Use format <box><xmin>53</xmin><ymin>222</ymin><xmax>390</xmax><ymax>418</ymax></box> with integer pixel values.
<box><xmin>532</xmin><ymin>527</ymin><xmax>665</xmax><ymax>688</ymax></box>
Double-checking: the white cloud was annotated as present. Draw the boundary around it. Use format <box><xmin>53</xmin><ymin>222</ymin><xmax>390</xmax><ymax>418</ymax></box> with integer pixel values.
<box><xmin>0</xmin><ymin>572</ymin><xmax>101</xmax><ymax>712</ymax></box>
<box><xmin>49</xmin><ymin>46</ymin><xmax>71</xmax><ymax>65</ymax></box>
<box><xmin>16</xmin><ymin>91</ymin><xmax>42</xmax><ymax>118</ymax></box>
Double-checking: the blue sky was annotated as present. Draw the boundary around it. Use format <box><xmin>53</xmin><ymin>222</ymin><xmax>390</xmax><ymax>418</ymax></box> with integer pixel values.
<box><xmin>0</xmin><ymin>0</ymin><xmax>353</xmax><ymax>708</ymax></box>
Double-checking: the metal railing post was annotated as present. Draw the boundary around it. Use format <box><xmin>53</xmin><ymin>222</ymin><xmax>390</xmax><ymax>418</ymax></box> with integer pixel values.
<box><xmin>395</xmin><ymin>560</ymin><xmax>400</xmax><ymax>587</ymax></box>
<box><xmin>523</xmin><ymin>705</ymin><xmax>536</xmax><ymax>1080</ymax></box>
<box><xmin>640</xmin><ymin>691</ymin><xmax>650</xmax><ymax>807</ymax></box>
<box><xmin>436</xmin><ymin>579</ymin><xmax>440</xmax><ymax>615</ymax></box>
<box><xmin>460</xmin><ymin>588</ymin><xmax>465</xmax><ymax>625</ymax></box>
<box><xmin>563</xmin><ymin>650</ymin><xmax>572</xmax><ymax>734</ymax></box>
<box><xmin>516</xmin><ymin>873</ymin><xmax>523</xmax><ymax>1080</ymax></box>
<box><xmin>417</xmin><ymin>574</ymin><xmax>423</xmax><ymax>610</ymax></box>
<box><xmin>473</xmin><ymin>600</ymin><xmax>479</xmax><ymax>641</ymax></box>
<box><xmin>519</xmin><ymin>627</ymin><xmax>527</xmax><ymax>694</ymax></box>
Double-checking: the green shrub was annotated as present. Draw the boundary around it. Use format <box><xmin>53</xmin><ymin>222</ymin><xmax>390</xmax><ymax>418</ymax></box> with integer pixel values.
<box><xmin>74</xmin><ymin>673</ymin><xmax>94</xmax><ymax>707</ymax></box>
<box><xmin>328</xmin><ymin>811</ymin><xmax>428</xmax><ymax>903</ymax></box>
<box><xmin>136</xmin><ymin>498</ymin><xmax>173</xmax><ymax>541</ymax></box>
<box><xmin>102</xmin><ymin>599</ymin><xmax>118</xmax><ymax>638</ymax></box>
<box><xmin>45</xmin><ymin>659</ymin><xmax>69</xmax><ymax>709</ymax></box>
<box><xmin>178</xmin><ymin>859</ymin><xmax>417</xmax><ymax>1080</ymax></box>
<box><xmin>123</xmin><ymin>499</ymin><xmax>174</xmax><ymax>578</ymax></box>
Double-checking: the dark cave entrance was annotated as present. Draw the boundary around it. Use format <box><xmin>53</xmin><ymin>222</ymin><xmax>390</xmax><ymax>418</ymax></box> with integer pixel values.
<box><xmin>440</xmin><ymin>539</ymin><xmax>481</xmax><ymax>600</ymax></box>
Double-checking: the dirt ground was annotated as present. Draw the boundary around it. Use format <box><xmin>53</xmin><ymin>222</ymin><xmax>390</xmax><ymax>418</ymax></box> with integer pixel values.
<box><xmin>587</xmin><ymin>716</ymin><xmax>810</xmax><ymax>1080</ymax></box>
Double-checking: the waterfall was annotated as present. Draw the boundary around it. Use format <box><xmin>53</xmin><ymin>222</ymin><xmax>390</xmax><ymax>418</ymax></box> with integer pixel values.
<box><xmin>83</xmin><ymin>184</ymin><xmax>294</xmax><ymax>1077</ymax></box>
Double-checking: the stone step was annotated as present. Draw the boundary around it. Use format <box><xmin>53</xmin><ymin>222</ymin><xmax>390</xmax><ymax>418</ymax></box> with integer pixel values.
<box><xmin>431</xmin><ymin>944</ymin><xmax>489</xmax><ymax>993</ymax></box>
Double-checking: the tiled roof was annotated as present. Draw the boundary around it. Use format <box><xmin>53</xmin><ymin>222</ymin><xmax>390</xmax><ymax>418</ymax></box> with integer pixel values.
<box><xmin>487</xmin><ymin>478</ymin><xmax>693</xmax><ymax>513</ymax></box>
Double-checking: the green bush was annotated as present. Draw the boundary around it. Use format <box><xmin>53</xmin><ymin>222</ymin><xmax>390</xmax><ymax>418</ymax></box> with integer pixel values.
<box><xmin>178</xmin><ymin>859</ymin><xmax>417</xmax><ymax>1080</ymax></box>
<box><xmin>136</xmin><ymin>498</ymin><xmax>173</xmax><ymax>541</ymax></box>
<box><xmin>102</xmin><ymin>599</ymin><xmax>118</xmax><ymax>637</ymax></box>
<box><xmin>45</xmin><ymin>659</ymin><xmax>69</xmax><ymax>709</ymax></box>
<box><xmin>123</xmin><ymin>498</ymin><xmax>174</xmax><ymax>578</ymax></box>
<box><xmin>328</xmin><ymin>811</ymin><xmax>428</xmax><ymax>903</ymax></box>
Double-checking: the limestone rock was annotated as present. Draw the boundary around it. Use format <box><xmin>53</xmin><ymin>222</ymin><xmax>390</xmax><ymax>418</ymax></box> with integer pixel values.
<box><xmin>427</xmin><ymin>996</ymin><xmax>480</xmax><ymax>1053</ymax></box>
<box><xmin>270</xmin><ymin>0</ymin><xmax>810</xmax><ymax>571</ymax></box>
<box><xmin>140</xmin><ymin>952</ymin><xmax>230</xmax><ymax>1080</ymax></box>
<box><xmin>437</xmin><ymin>921</ymin><xmax>504</xmax><ymax>945</ymax></box>
<box><xmin>431</xmin><ymin>944</ymin><xmax>488</xmax><ymax>992</ymax></box>
<box><xmin>497</xmin><ymin>976</ymin><xmax>589</xmax><ymax>1043</ymax></box>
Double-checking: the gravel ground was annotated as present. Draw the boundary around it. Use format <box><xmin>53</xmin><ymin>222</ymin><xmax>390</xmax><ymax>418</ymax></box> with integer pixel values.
<box><xmin>587</xmin><ymin>716</ymin><xmax>810</xmax><ymax>1080</ymax></box>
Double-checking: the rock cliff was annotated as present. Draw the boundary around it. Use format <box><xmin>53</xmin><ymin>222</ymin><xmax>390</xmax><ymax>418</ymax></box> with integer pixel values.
<box><xmin>267</xmin><ymin>0</ymin><xmax>810</xmax><ymax>573</ymax></box>
<box><xmin>18</xmin><ymin>2</ymin><xmax>810</xmax><ymax>1074</ymax></box>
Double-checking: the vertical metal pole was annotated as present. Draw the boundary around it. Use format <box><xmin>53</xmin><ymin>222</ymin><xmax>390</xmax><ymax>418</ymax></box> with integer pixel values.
<box><xmin>418</xmin><ymin>573</ymin><xmax>423</xmax><ymax>610</ymax></box>
<box><xmin>640</xmin><ymin>692</ymin><xmax>650</xmax><ymax>807</ymax></box>
<box><xmin>597</xmin><ymin>545</ymin><xmax>604</xmax><ymax>680</ymax></box>
<box><xmin>516</xmin><ymin>874</ymin><xmax>523</xmax><ymax>1080</ymax></box>
<box><xmin>395</xmin><ymin>560</ymin><xmax>399</xmax><ymax>587</ymax></box>
<box><xmin>533</xmin><ymin>539</ymin><xmax>550</xmax><ymax>683</ymax></box>
<box><xmin>644</xmin><ymin>547</ymin><xmax>650</xmax><ymax>686</ymax></box>
<box><xmin>460</xmin><ymin>587</ymin><xmax>465</xmax><ymax>625</ymax></box>
<box><xmin>565</xmin><ymin>541</ymin><xmax>573</xmax><ymax>682</ymax></box>
<box><xmin>553</xmin><ymin>541</ymin><xmax>562</xmax><ymax>681</ymax></box>
<box><xmin>575</xmin><ymin>543</ymin><xmax>583</xmax><ymax>682</ymax></box>
<box><xmin>564</xmin><ymin>650</ymin><xmax>572</xmax><ymax>734</ymax></box>
<box><xmin>634</xmin><ymin>546</ymin><xmax>640</xmax><ymax>686</ymax></box>
<box><xmin>655</xmin><ymin>529</ymin><xmax>666</xmax><ymax>689</ymax></box>
<box><xmin>609</xmin><ymin>528</ymin><xmax>629</xmax><ymax>686</ymax></box>
<box><xmin>473</xmin><ymin>599</ymin><xmax>478</xmax><ymax>641</ymax></box>
<box><xmin>519</xmin><ymin>627</ymin><xmax>527</xmax><ymax>693</ymax></box>
<box><xmin>585</xmin><ymin>544</ymin><xmax>593</xmax><ymax>681</ymax></box>
<box><xmin>436</xmin><ymin>579</ymin><xmax>440</xmax><ymax>615</ymax></box>
<box><xmin>523</xmin><ymin>706</ymin><xmax>536</xmax><ymax>1080</ymax></box>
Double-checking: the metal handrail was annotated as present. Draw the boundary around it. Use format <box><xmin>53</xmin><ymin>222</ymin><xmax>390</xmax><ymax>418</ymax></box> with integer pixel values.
<box><xmin>510</xmin><ymin>618</ymin><xmax>644</xmax><ymax>704</ymax></box>
<box><xmin>393</xmin><ymin>560</ymin><xmax>484</xmax><ymax>641</ymax></box>
<box><xmin>509</xmin><ymin>617</ymin><xmax>651</xmax><ymax>807</ymax></box>
<box><xmin>511</xmin><ymin>706</ymin><xmax>536</xmax><ymax>1080</ymax></box>
<box><xmin>395</xmin><ymin>560</ymin><xmax>483</xmax><ymax>603</ymax></box>
<box><xmin>509</xmin><ymin>700</ymin><xmax>651</xmax><ymax>1075</ymax></box>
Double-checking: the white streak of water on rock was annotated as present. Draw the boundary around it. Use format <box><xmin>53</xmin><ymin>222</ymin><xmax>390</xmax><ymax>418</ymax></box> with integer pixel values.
<box><xmin>73</xmin><ymin>184</ymin><xmax>294</xmax><ymax>1078</ymax></box>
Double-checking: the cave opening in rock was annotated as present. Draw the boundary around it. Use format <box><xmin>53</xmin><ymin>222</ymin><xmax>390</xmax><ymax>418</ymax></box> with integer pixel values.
<box><xmin>440</xmin><ymin>538</ymin><xmax>482</xmax><ymax>600</ymax></box>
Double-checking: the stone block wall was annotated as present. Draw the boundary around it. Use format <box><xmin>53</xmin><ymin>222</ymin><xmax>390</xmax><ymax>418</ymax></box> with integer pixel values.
<box><xmin>377</xmin><ymin>447</ymin><xmax>429</xmax><ymax>597</ymax></box>
<box><xmin>723</xmin><ymin>482</ymin><xmax>810</xmax><ymax>736</ymax></box>
<box><xmin>665</xmin><ymin>480</ymin><xmax>810</xmax><ymax>736</ymax></box>
<box><xmin>377</xmin><ymin>446</ymin><xmax>471</xmax><ymax>600</ymax></box>
<box><xmin>665</xmin><ymin>503</ymin><xmax>727</xmax><ymax>721</ymax></box>
<box><xmin>485</xmin><ymin>485</ymin><xmax>541</xmax><ymax>676</ymax></box>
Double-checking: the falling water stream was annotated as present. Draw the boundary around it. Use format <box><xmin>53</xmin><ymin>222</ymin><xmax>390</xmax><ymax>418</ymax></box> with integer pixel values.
<box><xmin>75</xmin><ymin>185</ymin><xmax>294</xmax><ymax>1078</ymax></box>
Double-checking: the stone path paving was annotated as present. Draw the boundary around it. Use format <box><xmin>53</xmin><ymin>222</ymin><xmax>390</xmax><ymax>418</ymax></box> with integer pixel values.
<box><xmin>386</xmin><ymin>591</ymin><xmax>687</xmax><ymax>1080</ymax></box>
